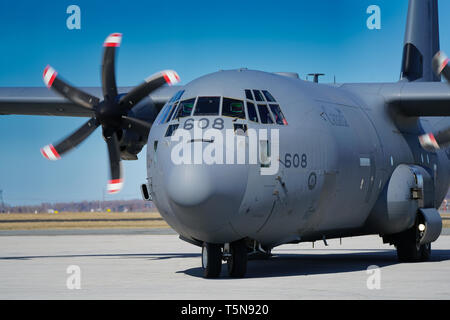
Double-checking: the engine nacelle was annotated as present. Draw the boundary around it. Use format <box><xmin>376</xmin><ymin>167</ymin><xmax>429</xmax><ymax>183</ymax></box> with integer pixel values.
<box><xmin>117</xmin><ymin>128</ymin><xmax>147</xmax><ymax>160</ymax></box>
<box><xmin>117</xmin><ymin>97</ymin><xmax>159</xmax><ymax>160</ymax></box>
<box><xmin>365</xmin><ymin>164</ymin><xmax>434</xmax><ymax>235</ymax></box>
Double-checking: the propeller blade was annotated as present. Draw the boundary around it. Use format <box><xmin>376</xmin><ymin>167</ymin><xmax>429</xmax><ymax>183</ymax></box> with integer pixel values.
<box><xmin>105</xmin><ymin>131</ymin><xmax>123</xmax><ymax>194</ymax></box>
<box><xmin>419</xmin><ymin>128</ymin><xmax>450</xmax><ymax>151</ymax></box>
<box><xmin>41</xmin><ymin>118</ymin><xmax>99</xmax><ymax>160</ymax></box>
<box><xmin>41</xmin><ymin>33</ymin><xmax>180</xmax><ymax>194</ymax></box>
<box><xmin>423</xmin><ymin>51</ymin><xmax>450</xmax><ymax>151</ymax></box>
<box><xmin>101</xmin><ymin>33</ymin><xmax>122</xmax><ymax>101</ymax></box>
<box><xmin>432</xmin><ymin>51</ymin><xmax>450</xmax><ymax>81</ymax></box>
<box><xmin>43</xmin><ymin>66</ymin><xmax>100</xmax><ymax>109</ymax></box>
<box><xmin>119</xmin><ymin>70</ymin><xmax>180</xmax><ymax>109</ymax></box>
<box><xmin>121</xmin><ymin>115</ymin><xmax>152</xmax><ymax>134</ymax></box>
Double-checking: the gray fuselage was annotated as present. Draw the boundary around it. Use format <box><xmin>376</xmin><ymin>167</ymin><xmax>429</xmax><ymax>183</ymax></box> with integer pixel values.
<box><xmin>147</xmin><ymin>69</ymin><xmax>450</xmax><ymax>249</ymax></box>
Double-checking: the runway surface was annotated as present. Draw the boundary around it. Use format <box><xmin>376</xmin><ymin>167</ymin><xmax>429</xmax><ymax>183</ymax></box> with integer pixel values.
<box><xmin>0</xmin><ymin>232</ymin><xmax>450</xmax><ymax>299</ymax></box>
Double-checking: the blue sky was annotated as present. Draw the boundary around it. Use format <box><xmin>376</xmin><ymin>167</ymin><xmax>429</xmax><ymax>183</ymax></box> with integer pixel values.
<box><xmin>1</xmin><ymin>0</ymin><xmax>450</xmax><ymax>205</ymax></box>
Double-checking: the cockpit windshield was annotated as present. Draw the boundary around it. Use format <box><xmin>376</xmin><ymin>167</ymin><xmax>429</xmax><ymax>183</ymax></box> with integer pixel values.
<box><xmin>159</xmin><ymin>90</ymin><xmax>287</xmax><ymax>125</ymax></box>
<box><xmin>158</xmin><ymin>90</ymin><xmax>184</xmax><ymax>124</ymax></box>
<box><xmin>194</xmin><ymin>97</ymin><xmax>220</xmax><ymax>116</ymax></box>
<box><xmin>174</xmin><ymin>98</ymin><xmax>195</xmax><ymax>119</ymax></box>
<box><xmin>222</xmin><ymin>98</ymin><xmax>245</xmax><ymax>119</ymax></box>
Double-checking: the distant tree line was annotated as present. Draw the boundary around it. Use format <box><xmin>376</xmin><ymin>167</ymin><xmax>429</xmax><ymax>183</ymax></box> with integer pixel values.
<box><xmin>1</xmin><ymin>199</ymin><xmax>156</xmax><ymax>213</ymax></box>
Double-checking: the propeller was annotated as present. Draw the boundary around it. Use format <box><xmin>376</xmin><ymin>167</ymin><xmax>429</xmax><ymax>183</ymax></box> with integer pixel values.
<box><xmin>419</xmin><ymin>130</ymin><xmax>450</xmax><ymax>151</ymax></box>
<box><xmin>40</xmin><ymin>33</ymin><xmax>180</xmax><ymax>194</ymax></box>
<box><xmin>419</xmin><ymin>51</ymin><xmax>450</xmax><ymax>151</ymax></box>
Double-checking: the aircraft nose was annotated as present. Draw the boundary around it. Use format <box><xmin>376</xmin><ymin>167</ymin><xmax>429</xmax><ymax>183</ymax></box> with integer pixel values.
<box><xmin>164</xmin><ymin>162</ymin><xmax>249</xmax><ymax>241</ymax></box>
<box><xmin>166</xmin><ymin>165</ymin><xmax>213</xmax><ymax>207</ymax></box>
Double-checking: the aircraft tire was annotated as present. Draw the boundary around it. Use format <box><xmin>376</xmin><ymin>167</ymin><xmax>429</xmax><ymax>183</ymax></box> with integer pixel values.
<box><xmin>395</xmin><ymin>227</ymin><xmax>431</xmax><ymax>262</ymax></box>
<box><xmin>420</xmin><ymin>242</ymin><xmax>431</xmax><ymax>262</ymax></box>
<box><xmin>227</xmin><ymin>239</ymin><xmax>248</xmax><ymax>278</ymax></box>
<box><xmin>202</xmin><ymin>243</ymin><xmax>222</xmax><ymax>278</ymax></box>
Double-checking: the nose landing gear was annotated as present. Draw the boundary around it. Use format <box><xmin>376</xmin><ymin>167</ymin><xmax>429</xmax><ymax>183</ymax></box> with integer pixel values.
<box><xmin>201</xmin><ymin>243</ymin><xmax>222</xmax><ymax>278</ymax></box>
<box><xmin>201</xmin><ymin>239</ymin><xmax>248</xmax><ymax>278</ymax></box>
<box><xmin>226</xmin><ymin>239</ymin><xmax>248</xmax><ymax>278</ymax></box>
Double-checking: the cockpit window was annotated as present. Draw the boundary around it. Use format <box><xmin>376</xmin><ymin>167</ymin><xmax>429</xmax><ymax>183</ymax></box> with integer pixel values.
<box><xmin>170</xmin><ymin>90</ymin><xmax>184</xmax><ymax>102</ymax></box>
<box><xmin>246</xmin><ymin>102</ymin><xmax>259</xmax><ymax>122</ymax></box>
<box><xmin>269</xmin><ymin>104</ymin><xmax>287</xmax><ymax>125</ymax></box>
<box><xmin>253</xmin><ymin>90</ymin><xmax>265</xmax><ymax>102</ymax></box>
<box><xmin>161</xmin><ymin>90</ymin><xmax>286</xmax><ymax>127</ymax></box>
<box><xmin>222</xmin><ymin>98</ymin><xmax>245</xmax><ymax>119</ymax></box>
<box><xmin>244</xmin><ymin>89</ymin><xmax>286</xmax><ymax>125</ymax></box>
<box><xmin>194</xmin><ymin>96</ymin><xmax>220</xmax><ymax>116</ymax></box>
<box><xmin>258</xmin><ymin>104</ymin><xmax>274</xmax><ymax>124</ymax></box>
<box><xmin>175</xmin><ymin>98</ymin><xmax>195</xmax><ymax>119</ymax></box>
<box><xmin>262</xmin><ymin>90</ymin><xmax>276</xmax><ymax>102</ymax></box>
<box><xmin>245</xmin><ymin>89</ymin><xmax>254</xmax><ymax>100</ymax></box>
<box><xmin>166</xmin><ymin>102</ymin><xmax>179</xmax><ymax>122</ymax></box>
<box><xmin>165</xmin><ymin>124</ymin><xmax>179</xmax><ymax>137</ymax></box>
<box><xmin>157</xmin><ymin>90</ymin><xmax>185</xmax><ymax>124</ymax></box>
<box><xmin>158</xmin><ymin>104</ymin><xmax>172</xmax><ymax>124</ymax></box>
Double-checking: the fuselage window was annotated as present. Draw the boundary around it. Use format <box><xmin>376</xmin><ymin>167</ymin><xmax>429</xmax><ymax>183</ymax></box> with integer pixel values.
<box><xmin>194</xmin><ymin>96</ymin><xmax>220</xmax><ymax>116</ymax></box>
<box><xmin>253</xmin><ymin>90</ymin><xmax>265</xmax><ymax>102</ymax></box>
<box><xmin>245</xmin><ymin>89</ymin><xmax>254</xmax><ymax>100</ymax></box>
<box><xmin>262</xmin><ymin>90</ymin><xmax>276</xmax><ymax>102</ymax></box>
<box><xmin>246</xmin><ymin>101</ymin><xmax>259</xmax><ymax>122</ymax></box>
<box><xmin>175</xmin><ymin>98</ymin><xmax>196</xmax><ymax>119</ymax></box>
<box><xmin>222</xmin><ymin>98</ymin><xmax>245</xmax><ymax>119</ymax></box>
<box><xmin>257</xmin><ymin>104</ymin><xmax>274</xmax><ymax>124</ymax></box>
<box><xmin>269</xmin><ymin>104</ymin><xmax>288</xmax><ymax>125</ymax></box>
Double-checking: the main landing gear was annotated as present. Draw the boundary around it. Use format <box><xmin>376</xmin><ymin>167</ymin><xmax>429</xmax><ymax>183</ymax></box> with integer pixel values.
<box><xmin>395</xmin><ymin>226</ymin><xmax>431</xmax><ymax>262</ymax></box>
<box><xmin>201</xmin><ymin>239</ymin><xmax>248</xmax><ymax>278</ymax></box>
<box><xmin>384</xmin><ymin>220</ymin><xmax>432</xmax><ymax>262</ymax></box>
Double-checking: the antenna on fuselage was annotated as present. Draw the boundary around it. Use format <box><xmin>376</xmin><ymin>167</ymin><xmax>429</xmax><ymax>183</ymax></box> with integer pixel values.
<box><xmin>307</xmin><ymin>73</ymin><xmax>325</xmax><ymax>83</ymax></box>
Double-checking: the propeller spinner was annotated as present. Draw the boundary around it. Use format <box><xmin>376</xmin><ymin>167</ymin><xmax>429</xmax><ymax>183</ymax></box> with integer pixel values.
<box><xmin>40</xmin><ymin>33</ymin><xmax>180</xmax><ymax>194</ymax></box>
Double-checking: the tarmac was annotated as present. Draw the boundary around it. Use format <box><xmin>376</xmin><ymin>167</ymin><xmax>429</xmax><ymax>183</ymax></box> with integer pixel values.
<box><xmin>0</xmin><ymin>230</ymin><xmax>449</xmax><ymax>299</ymax></box>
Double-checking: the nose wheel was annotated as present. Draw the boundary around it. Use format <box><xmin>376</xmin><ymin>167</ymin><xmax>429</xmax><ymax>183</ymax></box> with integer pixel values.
<box><xmin>201</xmin><ymin>240</ymin><xmax>248</xmax><ymax>278</ymax></box>
<box><xmin>201</xmin><ymin>243</ymin><xmax>222</xmax><ymax>278</ymax></box>
<box><xmin>227</xmin><ymin>239</ymin><xmax>248</xmax><ymax>278</ymax></box>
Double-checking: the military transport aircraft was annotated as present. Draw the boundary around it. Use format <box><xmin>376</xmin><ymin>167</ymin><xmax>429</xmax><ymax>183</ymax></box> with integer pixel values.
<box><xmin>0</xmin><ymin>0</ymin><xmax>449</xmax><ymax>278</ymax></box>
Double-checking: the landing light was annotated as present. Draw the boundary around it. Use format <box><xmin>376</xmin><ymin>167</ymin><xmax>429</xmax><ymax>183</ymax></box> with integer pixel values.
<box><xmin>418</xmin><ymin>223</ymin><xmax>426</xmax><ymax>232</ymax></box>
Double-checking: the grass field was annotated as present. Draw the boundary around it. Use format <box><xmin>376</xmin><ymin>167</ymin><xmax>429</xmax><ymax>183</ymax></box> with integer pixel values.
<box><xmin>1</xmin><ymin>211</ymin><xmax>449</xmax><ymax>231</ymax></box>
<box><xmin>441</xmin><ymin>213</ymin><xmax>450</xmax><ymax>228</ymax></box>
<box><xmin>0</xmin><ymin>211</ymin><xmax>169</xmax><ymax>230</ymax></box>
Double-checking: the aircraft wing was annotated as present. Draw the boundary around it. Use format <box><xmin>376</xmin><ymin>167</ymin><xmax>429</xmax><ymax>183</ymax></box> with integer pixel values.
<box><xmin>382</xmin><ymin>82</ymin><xmax>450</xmax><ymax>117</ymax></box>
<box><xmin>0</xmin><ymin>86</ymin><xmax>178</xmax><ymax>117</ymax></box>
